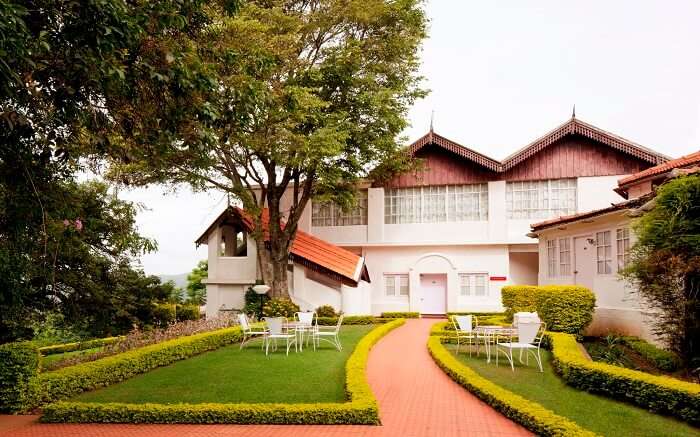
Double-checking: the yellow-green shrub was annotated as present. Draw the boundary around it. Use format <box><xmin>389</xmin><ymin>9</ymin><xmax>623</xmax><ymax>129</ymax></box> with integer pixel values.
<box><xmin>41</xmin><ymin>319</ymin><xmax>406</xmax><ymax>424</ymax></box>
<box><xmin>502</xmin><ymin>285</ymin><xmax>595</xmax><ymax>334</ymax></box>
<box><xmin>380</xmin><ymin>312</ymin><xmax>419</xmax><ymax>319</ymax></box>
<box><xmin>0</xmin><ymin>342</ymin><xmax>40</xmax><ymax>413</ymax></box>
<box><xmin>548</xmin><ymin>332</ymin><xmax>700</xmax><ymax>425</ymax></box>
<box><xmin>427</xmin><ymin>337</ymin><xmax>596</xmax><ymax>436</ymax></box>
<box><xmin>39</xmin><ymin>336</ymin><xmax>124</xmax><ymax>356</ymax></box>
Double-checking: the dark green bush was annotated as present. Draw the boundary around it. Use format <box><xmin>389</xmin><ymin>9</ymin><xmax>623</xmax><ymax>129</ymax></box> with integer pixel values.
<box><xmin>243</xmin><ymin>286</ymin><xmax>269</xmax><ymax>317</ymax></box>
<box><xmin>622</xmin><ymin>337</ymin><xmax>681</xmax><ymax>372</ymax></box>
<box><xmin>175</xmin><ymin>304</ymin><xmax>201</xmax><ymax>322</ymax></box>
<box><xmin>0</xmin><ymin>342</ymin><xmax>40</xmax><ymax>413</ymax></box>
<box><xmin>315</xmin><ymin>305</ymin><xmax>337</xmax><ymax>318</ymax></box>
<box><xmin>380</xmin><ymin>312</ymin><xmax>419</xmax><ymax>319</ymax></box>
<box><xmin>262</xmin><ymin>298</ymin><xmax>300</xmax><ymax>318</ymax></box>
<box><xmin>152</xmin><ymin>303</ymin><xmax>176</xmax><ymax>327</ymax></box>
<box><xmin>39</xmin><ymin>336</ymin><xmax>124</xmax><ymax>356</ymax></box>
<box><xmin>501</xmin><ymin>286</ymin><xmax>595</xmax><ymax>334</ymax></box>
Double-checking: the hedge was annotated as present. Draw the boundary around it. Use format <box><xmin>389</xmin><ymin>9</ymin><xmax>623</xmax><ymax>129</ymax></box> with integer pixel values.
<box><xmin>316</xmin><ymin>315</ymin><xmax>394</xmax><ymax>325</ymax></box>
<box><xmin>0</xmin><ymin>342</ymin><xmax>40</xmax><ymax>413</ymax></box>
<box><xmin>176</xmin><ymin>304</ymin><xmax>201</xmax><ymax>322</ymax></box>
<box><xmin>380</xmin><ymin>312</ymin><xmax>420</xmax><ymax>319</ymax></box>
<box><xmin>427</xmin><ymin>337</ymin><xmax>596</xmax><ymax>436</ymax></box>
<box><xmin>621</xmin><ymin>337</ymin><xmax>680</xmax><ymax>372</ymax></box>
<box><xmin>39</xmin><ymin>336</ymin><xmax>125</xmax><ymax>356</ymax></box>
<box><xmin>501</xmin><ymin>285</ymin><xmax>595</xmax><ymax>334</ymax></box>
<box><xmin>548</xmin><ymin>332</ymin><xmax>700</xmax><ymax>425</ymax></box>
<box><xmin>42</xmin><ymin>319</ymin><xmax>406</xmax><ymax>424</ymax></box>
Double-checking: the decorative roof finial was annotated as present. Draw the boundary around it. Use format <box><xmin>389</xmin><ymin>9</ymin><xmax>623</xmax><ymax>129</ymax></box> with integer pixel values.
<box><xmin>572</xmin><ymin>104</ymin><xmax>576</xmax><ymax>119</ymax></box>
<box><xmin>430</xmin><ymin>109</ymin><xmax>434</xmax><ymax>132</ymax></box>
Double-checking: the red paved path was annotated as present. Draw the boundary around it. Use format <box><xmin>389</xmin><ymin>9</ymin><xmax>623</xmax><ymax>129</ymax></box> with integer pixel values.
<box><xmin>1</xmin><ymin>319</ymin><xmax>530</xmax><ymax>436</ymax></box>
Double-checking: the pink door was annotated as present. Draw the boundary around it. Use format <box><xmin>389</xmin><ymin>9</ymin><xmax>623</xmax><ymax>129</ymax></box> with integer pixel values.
<box><xmin>419</xmin><ymin>274</ymin><xmax>447</xmax><ymax>314</ymax></box>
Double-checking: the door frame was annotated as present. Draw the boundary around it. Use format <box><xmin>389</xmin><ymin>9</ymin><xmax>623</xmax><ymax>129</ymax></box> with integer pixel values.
<box><xmin>418</xmin><ymin>273</ymin><xmax>448</xmax><ymax>314</ymax></box>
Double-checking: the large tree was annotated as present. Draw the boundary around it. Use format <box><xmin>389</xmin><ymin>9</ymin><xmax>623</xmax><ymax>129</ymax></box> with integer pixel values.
<box><xmin>623</xmin><ymin>174</ymin><xmax>700</xmax><ymax>368</ymax></box>
<box><xmin>114</xmin><ymin>0</ymin><xmax>427</xmax><ymax>296</ymax></box>
<box><xmin>1</xmin><ymin>0</ymin><xmax>238</xmax><ymax>341</ymax></box>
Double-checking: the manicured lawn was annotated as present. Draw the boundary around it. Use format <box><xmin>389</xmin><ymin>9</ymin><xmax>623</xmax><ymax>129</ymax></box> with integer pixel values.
<box><xmin>74</xmin><ymin>324</ymin><xmax>374</xmax><ymax>404</ymax></box>
<box><xmin>447</xmin><ymin>344</ymin><xmax>699</xmax><ymax>437</ymax></box>
<box><xmin>41</xmin><ymin>347</ymin><xmax>103</xmax><ymax>367</ymax></box>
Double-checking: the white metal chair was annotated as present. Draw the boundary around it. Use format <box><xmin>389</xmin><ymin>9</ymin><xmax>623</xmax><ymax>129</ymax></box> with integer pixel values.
<box><xmin>452</xmin><ymin>315</ymin><xmax>478</xmax><ymax>356</ymax></box>
<box><xmin>295</xmin><ymin>311</ymin><xmax>318</xmax><ymax>348</ymax></box>
<box><xmin>238</xmin><ymin>313</ymin><xmax>268</xmax><ymax>350</ymax></box>
<box><xmin>313</xmin><ymin>314</ymin><xmax>343</xmax><ymax>351</ymax></box>
<box><xmin>512</xmin><ymin>312</ymin><xmax>541</xmax><ymax>362</ymax></box>
<box><xmin>263</xmin><ymin>317</ymin><xmax>298</xmax><ymax>356</ymax></box>
<box><xmin>496</xmin><ymin>321</ymin><xmax>545</xmax><ymax>372</ymax></box>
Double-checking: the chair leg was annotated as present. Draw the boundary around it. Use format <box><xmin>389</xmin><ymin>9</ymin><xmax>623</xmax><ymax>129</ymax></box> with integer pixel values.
<box><xmin>536</xmin><ymin>348</ymin><xmax>543</xmax><ymax>372</ymax></box>
<box><xmin>240</xmin><ymin>333</ymin><xmax>246</xmax><ymax>350</ymax></box>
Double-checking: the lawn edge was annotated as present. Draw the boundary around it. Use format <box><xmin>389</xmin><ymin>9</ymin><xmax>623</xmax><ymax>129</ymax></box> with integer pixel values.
<box><xmin>427</xmin><ymin>336</ymin><xmax>598</xmax><ymax>437</ymax></box>
<box><xmin>40</xmin><ymin>319</ymin><xmax>405</xmax><ymax>425</ymax></box>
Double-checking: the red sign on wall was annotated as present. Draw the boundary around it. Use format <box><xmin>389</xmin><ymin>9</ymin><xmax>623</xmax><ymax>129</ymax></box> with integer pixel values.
<box><xmin>489</xmin><ymin>276</ymin><xmax>507</xmax><ymax>281</ymax></box>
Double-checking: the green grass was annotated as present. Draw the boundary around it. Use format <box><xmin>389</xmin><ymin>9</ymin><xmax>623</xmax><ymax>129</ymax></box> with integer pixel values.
<box><xmin>41</xmin><ymin>347</ymin><xmax>103</xmax><ymax>367</ymax></box>
<box><xmin>447</xmin><ymin>344</ymin><xmax>699</xmax><ymax>437</ymax></box>
<box><xmin>74</xmin><ymin>325</ymin><xmax>374</xmax><ymax>404</ymax></box>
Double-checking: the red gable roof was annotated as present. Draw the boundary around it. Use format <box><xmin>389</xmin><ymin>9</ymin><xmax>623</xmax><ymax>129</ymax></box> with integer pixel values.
<box><xmin>618</xmin><ymin>150</ymin><xmax>700</xmax><ymax>187</ymax></box>
<box><xmin>409</xmin><ymin>118</ymin><xmax>668</xmax><ymax>172</ymax></box>
<box><xmin>196</xmin><ymin>207</ymin><xmax>369</xmax><ymax>285</ymax></box>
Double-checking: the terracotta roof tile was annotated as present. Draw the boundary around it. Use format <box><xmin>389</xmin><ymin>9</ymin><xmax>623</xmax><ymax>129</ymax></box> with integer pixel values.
<box><xmin>618</xmin><ymin>150</ymin><xmax>700</xmax><ymax>186</ymax></box>
<box><xmin>530</xmin><ymin>195</ymin><xmax>650</xmax><ymax>232</ymax></box>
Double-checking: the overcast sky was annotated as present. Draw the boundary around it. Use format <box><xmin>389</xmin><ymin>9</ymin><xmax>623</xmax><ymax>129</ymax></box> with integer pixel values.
<box><xmin>120</xmin><ymin>0</ymin><xmax>700</xmax><ymax>276</ymax></box>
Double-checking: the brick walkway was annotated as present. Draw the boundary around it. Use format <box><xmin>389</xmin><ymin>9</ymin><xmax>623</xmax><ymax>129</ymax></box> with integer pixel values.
<box><xmin>1</xmin><ymin>319</ymin><xmax>530</xmax><ymax>437</ymax></box>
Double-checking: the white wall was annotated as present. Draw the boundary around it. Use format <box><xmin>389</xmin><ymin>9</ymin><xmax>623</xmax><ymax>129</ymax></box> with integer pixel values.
<box><xmin>205</xmin><ymin>284</ymin><xmax>248</xmax><ymax>319</ymax></box>
<box><xmin>509</xmin><ymin>251</ymin><xmax>538</xmax><ymax>285</ymax></box>
<box><xmin>577</xmin><ymin>175</ymin><xmax>627</xmax><ymax>211</ymax></box>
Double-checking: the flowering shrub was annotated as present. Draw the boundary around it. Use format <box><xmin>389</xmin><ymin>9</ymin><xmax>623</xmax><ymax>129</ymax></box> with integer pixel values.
<box><xmin>263</xmin><ymin>298</ymin><xmax>300</xmax><ymax>318</ymax></box>
<box><xmin>44</xmin><ymin>315</ymin><xmax>237</xmax><ymax>370</ymax></box>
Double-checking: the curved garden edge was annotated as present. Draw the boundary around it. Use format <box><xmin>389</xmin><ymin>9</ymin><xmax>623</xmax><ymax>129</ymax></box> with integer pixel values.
<box><xmin>426</xmin><ymin>336</ymin><xmax>597</xmax><ymax>437</ymax></box>
<box><xmin>548</xmin><ymin>332</ymin><xmax>700</xmax><ymax>425</ymax></box>
<box><xmin>40</xmin><ymin>318</ymin><xmax>406</xmax><ymax>425</ymax></box>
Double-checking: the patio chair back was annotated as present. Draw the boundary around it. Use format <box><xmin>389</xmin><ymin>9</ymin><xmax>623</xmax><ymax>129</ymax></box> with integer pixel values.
<box><xmin>455</xmin><ymin>315</ymin><xmax>473</xmax><ymax>333</ymax></box>
<box><xmin>296</xmin><ymin>311</ymin><xmax>315</xmax><ymax>326</ymax></box>
<box><xmin>238</xmin><ymin>313</ymin><xmax>251</xmax><ymax>332</ymax></box>
<box><xmin>333</xmin><ymin>314</ymin><xmax>344</xmax><ymax>333</ymax></box>
<box><xmin>513</xmin><ymin>312</ymin><xmax>539</xmax><ymax>327</ymax></box>
<box><xmin>517</xmin><ymin>321</ymin><xmax>542</xmax><ymax>345</ymax></box>
<box><xmin>264</xmin><ymin>317</ymin><xmax>286</xmax><ymax>335</ymax></box>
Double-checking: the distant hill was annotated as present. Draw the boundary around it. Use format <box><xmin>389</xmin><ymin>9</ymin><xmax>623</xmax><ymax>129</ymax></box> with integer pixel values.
<box><xmin>159</xmin><ymin>273</ymin><xmax>188</xmax><ymax>289</ymax></box>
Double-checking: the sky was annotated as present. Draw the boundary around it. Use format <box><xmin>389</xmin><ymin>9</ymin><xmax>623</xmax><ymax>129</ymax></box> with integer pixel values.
<box><xmin>120</xmin><ymin>0</ymin><xmax>700</xmax><ymax>276</ymax></box>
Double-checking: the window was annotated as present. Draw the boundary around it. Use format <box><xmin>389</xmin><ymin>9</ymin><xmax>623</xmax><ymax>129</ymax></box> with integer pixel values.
<box><xmin>547</xmin><ymin>239</ymin><xmax>557</xmax><ymax>277</ymax></box>
<box><xmin>559</xmin><ymin>238</ymin><xmax>571</xmax><ymax>276</ymax></box>
<box><xmin>506</xmin><ymin>178</ymin><xmax>577</xmax><ymax>219</ymax></box>
<box><xmin>384</xmin><ymin>184</ymin><xmax>488</xmax><ymax>224</ymax></box>
<box><xmin>312</xmin><ymin>191</ymin><xmax>368</xmax><ymax>226</ymax></box>
<box><xmin>596</xmin><ymin>231</ymin><xmax>612</xmax><ymax>274</ymax></box>
<box><xmin>384</xmin><ymin>274</ymin><xmax>409</xmax><ymax>297</ymax></box>
<box><xmin>220</xmin><ymin>226</ymin><xmax>247</xmax><ymax>257</ymax></box>
<box><xmin>616</xmin><ymin>227</ymin><xmax>631</xmax><ymax>270</ymax></box>
<box><xmin>459</xmin><ymin>273</ymin><xmax>489</xmax><ymax>297</ymax></box>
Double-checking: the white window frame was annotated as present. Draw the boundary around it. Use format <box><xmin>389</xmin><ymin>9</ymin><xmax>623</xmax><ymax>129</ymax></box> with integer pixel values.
<box><xmin>506</xmin><ymin>178</ymin><xmax>577</xmax><ymax>219</ymax></box>
<box><xmin>384</xmin><ymin>274</ymin><xmax>409</xmax><ymax>297</ymax></box>
<box><xmin>616</xmin><ymin>227</ymin><xmax>631</xmax><ymax>270</ymax></box>
<box><xmin>385</xmin><ymin>184</ymin><xmax>488</xmax><ymax>224</ymax></box>
<box><xmin>559</xmin><ymin>237</ymin><xmax>571</xmax><ymax>276</ymax></box>
<box><xmin>312</xmin><ymin>191</ymin><xmax>368</xmax><ymax>226</ymax></box>
<box><xmin>547</xmin><ymin>239</ymin><xmax>557</xmax><ymax>277</ymax></box>
<box><xmin>596</xmin><ymin>230</ymin><xmax>613</xmax><ymax>274</ymax></box>
<box><xmin>458</xmin><ymin>272</ymin><xmax>489</xmax><ymax>297</ymax></box>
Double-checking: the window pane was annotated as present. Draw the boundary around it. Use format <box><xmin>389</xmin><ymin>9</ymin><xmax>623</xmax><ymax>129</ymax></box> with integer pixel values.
<box><xmin>596</xmin><ymin>231</ymin><xmax>612</xmax><ymax>274</ymax></box>
<box><xmin>506</xmin><ymin>178</ymin><xmax>576</xmax><ymax>219</ymax></box>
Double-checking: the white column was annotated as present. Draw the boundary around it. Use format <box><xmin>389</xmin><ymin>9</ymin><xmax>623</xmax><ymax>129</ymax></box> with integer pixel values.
<box><xmin>408</xmin><ymin>269</ymin><xmax>421</xmax><ymax>312</ymax></box>
<box><xmin>488</xmin><ymin>181</ymin><xmax>506</xmax><ymax>241</ymax></box>
<box><xmin>367</xmin><ymin>187</ymin><xmax>384</xmax><ymax>242</ymax></box>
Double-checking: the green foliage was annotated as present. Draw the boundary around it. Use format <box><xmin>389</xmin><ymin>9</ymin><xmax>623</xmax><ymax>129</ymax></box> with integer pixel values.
<box><xmin>623</xmin><ymin>337</ymin><xmax>681</xmax><ymax>372</ymax></box>
<box><xmin>380</xmin><ymin>312</ymin><xmax>420</xmax><ymax>319</ymax></box>
<box><xmin>176</xmin><ymin>304</ymin><xmax>202</xmax><ymax>322</ymax></box>
<box><xmin>315</xmin><ymin>305</ymin><xmax>337</xmax><ymax>318</ymax></box>
<box><xmin>40</xmin><ymin>319</ymin><xmax>406</xmax><ymax>424</ymax></box>
<box><xmin>244</xmin><ymin>286</ymin><xmax>269</xmax><ymax>317</ymax></box>
<box><xmin>316</xmin><ymin>316</ymin><xmax>394</xmax><ymax>325</ymax></box>
<box><xmin>185</xmin><ymin>261</ymin><xmax>208</xmax><ymax>305</ymax></box>
<box><xmin>262</xmin><ymin>298</ymin><xmax>300</xmax><ymax>318</ymax></box>
<box><xmin>39</xmin><ymin>337</ymin><xmax>124</xmax><ymax>357</ymax></box>
<box><xmin>427</xmin><ymin>337</ymin><xmax>596</xmax><ymax>436</ymax></box>
<box><xmin>548</xmin><ymin>332</ymin><xmax>700</xmax><ymax>425</ymax></box>
<box><xmin>152</xmin><ymin>304</ymin><xmax>177</xmax><ymax>327</ymax></box>
<box><xmin>0</xmin><ymin>342</ymin><xmax>39</xmax><ymax>413</ymax></box>
<box><xmin>501</xmin><ymin>286</ymin><xmax>596</xmax><ymax>334</ymax></box>
<box><xmin>623</xmin><ymin>174</ymin><xmax>700</xmax><ymax>365</ymax></box>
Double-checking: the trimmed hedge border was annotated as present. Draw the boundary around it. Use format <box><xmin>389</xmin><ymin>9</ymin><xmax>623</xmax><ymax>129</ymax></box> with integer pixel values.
<box><xmin>549</xmin><ymin>332</ymin><xmax>700</xmax><ymax>425</ymax></box>
<box><xmin>621</xmin><ymin>336</ymin><xmax>680</xmax><ymax>372</ymax></box>
<box><xmin>0</xmin><ymin>342</ymin><xmax>40</xmax><ymax>413</ymax></box>
<box><xmin>41</xmin><ymin>319</ymin><xmax>406</xmax><ymax>424</ymax></box>
<box><xmin>427</xmin><ymin>336</ymin><xmax>596</xmax><ymax>436</ymax></box>
<box><xmin>39</xmin><ymin>336</ymin><xmax>125</xmax><ymax>356</ymax></box>
<box><xmin>380</xmin><ymin>312</ymin><xmax>420</xmax><ymax>319</ymax></box>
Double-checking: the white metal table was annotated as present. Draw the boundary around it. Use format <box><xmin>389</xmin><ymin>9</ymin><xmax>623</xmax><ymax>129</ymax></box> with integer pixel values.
<box><xmin>474</xmin><ymin>325</ymin><xmax>517</xmax><ymax>363</ymax></box>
